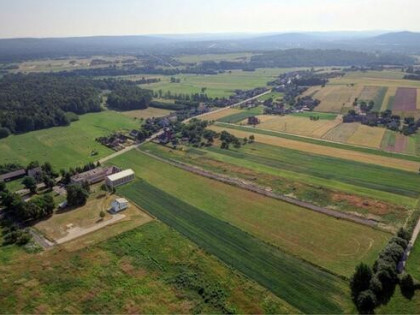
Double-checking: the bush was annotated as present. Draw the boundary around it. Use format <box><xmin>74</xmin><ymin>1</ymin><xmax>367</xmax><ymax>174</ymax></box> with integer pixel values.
<box><xmin>0</xmin><ymin>127</ymin><xmax>10</xmax><ymax>139</ymax></box>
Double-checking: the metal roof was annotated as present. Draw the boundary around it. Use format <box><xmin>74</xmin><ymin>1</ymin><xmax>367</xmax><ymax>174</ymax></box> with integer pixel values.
<box><xmin>106</xmin><ymin>169</ymin><xmax>134</xmax><ymax>182</ymax></box>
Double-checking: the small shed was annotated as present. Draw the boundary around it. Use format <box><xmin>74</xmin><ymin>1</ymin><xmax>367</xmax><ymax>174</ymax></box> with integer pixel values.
<box><xmin>111</xmin><ymin>198</ymin><xmax>129</xmax><ymax>213</ymax></box>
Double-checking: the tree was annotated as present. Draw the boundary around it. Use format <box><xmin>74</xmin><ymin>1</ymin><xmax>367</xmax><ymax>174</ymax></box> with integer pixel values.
<box><xmin>99</xmin><ymin>210</ymin><xmax>106</xmax><ymax>221</ymax></box>
<box><xmin>249</xmin><ymin>135</ymin><xmax>255</xmax><ymax>143</ymax></box>
<box><xmin>22</xmin><ymin>176</ymin><xmax>37</xmax><ymax>194</ymax></box>
<box><xmin>356</xmin><ymin>290</ymin><xmax>377</xmax><ymax>314</ymax></box>
<box><xmin>400</xmin><ymin>273</ymin><xmax>415</xmax><ymax>300</ymax></box>
<box><xmin>43</xmin><ymin>175</ymin><xmax>55</xmax><ymax>191</ymax></box>
<box><xmin>350</xmin><ymin>263</ymin><xmax>373</xmax><ymax>302</ymax></box>
<box><xmin>0</xmin><ymin>181</ymin><xmax>6</xmax><ymax>193</ymax></box>
<box><xmin>397</xmin><ymin>228</ymin><xmax>411</xmax><ymax>242</ymax></box>
<box><xmin>66</xmin><ymin>184</ymin><xmax>89</xmax><ymax>207</ymax></box>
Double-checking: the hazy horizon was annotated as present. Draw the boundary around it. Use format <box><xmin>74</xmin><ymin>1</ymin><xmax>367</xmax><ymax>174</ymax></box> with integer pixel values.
<box><xmin>0</xmin><ymin>0</ymin><xmax>419</xmax><ymax>39</ymax></box>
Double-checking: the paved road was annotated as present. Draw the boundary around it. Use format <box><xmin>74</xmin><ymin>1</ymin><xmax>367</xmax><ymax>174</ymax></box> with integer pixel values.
<box><xmin>98</xmin><ymin>90</ymin><xmax>272</xmax><ymax>163</ymax></box>
<box><xmin>187</xmin><ymin>89</ymin><xmax>271</xmax><ymax>122</ymax></box>
<box><xmin>55</xmin><ymin>214</ymin><xmax>126</xmax><ymax>244</ymax></box>
<box><xmin>139</xmin><ymin>149</ymin><xmax>379</xmax><ymax>228</ymax></box>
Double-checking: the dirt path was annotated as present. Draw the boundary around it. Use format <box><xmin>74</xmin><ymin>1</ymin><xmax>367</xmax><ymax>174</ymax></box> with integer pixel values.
<box><xmin>55</xmin><ymin>214</ymin><xmax>126</xmax><ymax>244</ymax></box>
<box><xmin>138</xmin><ymin>149</ymin><xmax>379</xmax><ymax>228</ymax></box>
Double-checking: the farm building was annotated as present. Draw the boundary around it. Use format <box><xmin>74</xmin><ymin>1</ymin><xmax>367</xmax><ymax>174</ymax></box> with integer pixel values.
<box><xmin>27</xmin><ymin>167</ymin><xmax>42</xmax><ymax>179</ymax></box>
<box><xmin>0</xmin><ymin>169</ymin><xmax>26</xmax><ymax>182</ymax></box>
<box><xmin>105</xmin><ymin>169</ymin><xmax>135</xmax><ymax>188</ymax></box>
<box><xmin>71</xmin><ymin>166</ymin><xmax>120</xmax><ymax>185</ymax></box>
<box><xmin>111</xmin><ymin>198</ymin><xmax>129</xmax><ymax>213</ymax></box>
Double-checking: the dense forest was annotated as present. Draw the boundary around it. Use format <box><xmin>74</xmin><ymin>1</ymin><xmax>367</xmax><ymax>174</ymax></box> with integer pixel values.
<box><xmin>0</xmin><ymin>73</ymin><xmax>102</xmax><ymax>134</ymax></box>
<box><xmin>106</xmin><ymin>84</ymin><xmax>153</xmax><ymax>110</ymax></box>
<box><xmin>250</xmin><ymin>49</ymin><xmax>415</xmax><ymax>68</ymax></box>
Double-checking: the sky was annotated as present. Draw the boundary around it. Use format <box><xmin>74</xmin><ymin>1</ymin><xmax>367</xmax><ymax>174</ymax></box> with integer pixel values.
<box><xmin>0</xmin><ymin>0</ymin><xmax>419</xmax><ymax>38</ymax></box>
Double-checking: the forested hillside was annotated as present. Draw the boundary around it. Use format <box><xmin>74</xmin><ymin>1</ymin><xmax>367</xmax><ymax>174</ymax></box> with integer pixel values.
<box><xmin>250</xmin><ymin>49</ymin><xmax>414</xmax><ymax>67</ymax></box>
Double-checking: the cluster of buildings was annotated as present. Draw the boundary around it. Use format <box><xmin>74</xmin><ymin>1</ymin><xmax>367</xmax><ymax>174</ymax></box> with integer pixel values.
<box><xmin>70</xmin><ymin>166</ymin><xmax>135</xmax><ymax>189</ymax></box>
<box><xmin>0</xmin><ymin>166</ymin><xmax>43</xmax><ymax>183</ymax></box>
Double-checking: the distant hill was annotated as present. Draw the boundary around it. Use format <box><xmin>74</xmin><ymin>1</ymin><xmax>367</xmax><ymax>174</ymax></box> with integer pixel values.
<box><xmin>0</xmin><ymin>31</ymin><xmax>419</xmax><ymax>63</ymax></box>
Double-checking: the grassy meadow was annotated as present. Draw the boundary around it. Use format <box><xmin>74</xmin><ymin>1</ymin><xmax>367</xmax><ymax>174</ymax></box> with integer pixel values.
<box><xmin>1</xmin><ymin>222</ymin><xmax>294</xmax><ymax>313</ymax></box>
<box><xmin>142</xmin><ymin>68</ymin><xmax>294</xmax><ymax>98</ymax></box>
<box><xmin>0</xmin><ymin>108</ymin><xmax>169</xmax><ymax>170</ymax></box>
<box><xmin>119</xmin><ymin>180</ymin><xmax>352</xmax><ymax>313</ymax></box>
<box><xmin>108</xmin><ymin>149</ymin><xmax>390</xmax><ymax>277</ymax></box>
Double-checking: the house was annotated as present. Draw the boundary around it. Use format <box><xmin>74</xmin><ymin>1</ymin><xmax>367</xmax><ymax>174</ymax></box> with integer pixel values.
<box><xmin>71</xmin><ymin>166</ymin><xmax>120</xmax><ymax>185</ymax></box>
<box><xmin>111</xmin><ymin>198</ymin><xmax>129</xmax><ymax>213</ymax></box>
<box><xmin>0</xmin><ymin>169</ymin><xmax>26</xmax><ymax>182</ymax></box>
<box><xmin>105</xmin><ymin>169</ymin><xmax>135</xmax><ymax>188</ymax></box>
<box><xmin>27</xmin><ymin>167</ymin><xmax>43</xmax><ymax>181</ymax></box>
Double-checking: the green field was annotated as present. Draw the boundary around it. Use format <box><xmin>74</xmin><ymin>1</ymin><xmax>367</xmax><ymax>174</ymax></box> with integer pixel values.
<box><xmin>108</xmin><ymin>150</ymin><xmax>389</xmax><ymax>277</ymax></box>
<box><xmin>0</xmin><ymin>111</ymin><xmax>141</xmax><ymax>170</ymax></box>
<box><xmin>290</xmin><ymin>111</ymin><xmax>338</xmax><ymax>120</ymax></box>
<box><xmin>141</xmin><ymin>68</ymin><xmax>295</xmax><ymax>98</ymax></box>
<box><xmin>202</xmin><ymin>143</ymin><xmax>420</xmax><ymax>199</ymax></box>
<box><xmin>216</xmin><ymin>122</ymin><xmax>420</xmax><ymax>162</ymax></box>
<box><xmin>141</xmin><ymin>142</ymin><xmax>416</xmax><ymax>224</ymax></box>
<box><xmin>218</xmin><ymin>106</ymin><xmax>264</xmax><ymax>123</ymax></box>
<box><xmin>176</xmin><ymin>52</ymin><xmax>256</xmax><ymax>64</ymax></box>
<box><xmin>1</xmin><ymin>222</ymin><xmax>294</xmax><ymax>313</ymax></box>
<box><xmin>119</xmin><ymin>180</ymin><xmax>351</xmax><ymax>313</ymax></box>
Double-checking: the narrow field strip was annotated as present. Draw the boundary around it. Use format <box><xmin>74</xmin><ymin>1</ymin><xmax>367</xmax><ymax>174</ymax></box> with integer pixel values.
<box><xmin>210</xmin><ymin>124</ymin><xmax>420</xmax><ymax>172</ymax></box>
<box><xmin>119</xmin><ymin>180</ymin><xmax>349</xmax><ymax>314</ymax></box>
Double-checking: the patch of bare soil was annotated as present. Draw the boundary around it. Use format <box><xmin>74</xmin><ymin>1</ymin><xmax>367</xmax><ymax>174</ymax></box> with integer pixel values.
<box><xmin>331</xmin><ymin>192</ymin><xmax>405</xmax><ymax>217</ymax></box>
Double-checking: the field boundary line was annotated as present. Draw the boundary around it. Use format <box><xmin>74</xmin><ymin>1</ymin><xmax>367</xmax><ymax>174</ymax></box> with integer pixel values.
<box><xmin>138</xmin><ymin>148</ymin><xmax>382</xmax><ymax>229</ymax></box>
<box><xmin>215</xmin><ymin>122</ymin><xmax>420</xmax><ymax>162</ymax></box>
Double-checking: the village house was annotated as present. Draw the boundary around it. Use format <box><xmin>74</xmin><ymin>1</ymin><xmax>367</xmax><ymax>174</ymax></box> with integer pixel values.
<box><xmin>110</xmin><ymin>198</ymin><xmax>129</xmax><ymax>213</ymax></box>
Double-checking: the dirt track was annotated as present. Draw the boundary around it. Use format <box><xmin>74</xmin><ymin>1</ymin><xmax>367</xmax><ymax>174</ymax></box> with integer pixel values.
<box><xmin>139</xmin><ymin>149</ymin><xmax>379</xmax><ymax>228</ymax></box>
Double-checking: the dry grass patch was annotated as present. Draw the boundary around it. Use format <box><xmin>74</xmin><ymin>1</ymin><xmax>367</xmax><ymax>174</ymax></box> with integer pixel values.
<box><xmin>322</xmin><ymin>123</ymin><xmax>359</xmax><ymax>142</ymax></box>
<box><xmin>35</xmin><ymin>189</ymin><xmax>153</xmax><ymax>249</ymax></box>
<box><xmin>199</xmin><ymin>108</ymin><xmax>242</xmax><ymax>121</ymax></box>
<box><xmin>257</xmin><ymin>115</ymin><xmax>341</xmax><ymax>138</ymax></box>
<box><xmin>209</xmin><ymin>125</ymin><xmax>420</xmax><ymax>172</ymax></box>
<box><xmin>313</xmin><ymin>85</ymin><xmax>359</xmax><ymax>113</ymax></box>
<box><xmin>121</xmin><ymin>107</ymin><xmax>172</xmax><ymax>119</ymax></box>
<box><xmin>346</xmin><ymin>125</ymin><xmax>386</xmax><ymax>149</ymax></box>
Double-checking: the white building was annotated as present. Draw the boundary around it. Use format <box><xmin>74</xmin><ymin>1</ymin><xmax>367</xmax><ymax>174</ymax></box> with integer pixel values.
<box><xmin>105</xmin><ymin>169</ymin><xmax>135</xmax><ymax>188</ymax></box>
<box><xmin>111</xmin><ymin>198</ymin><xmax>129</xmax><ymax>213</ymax></box>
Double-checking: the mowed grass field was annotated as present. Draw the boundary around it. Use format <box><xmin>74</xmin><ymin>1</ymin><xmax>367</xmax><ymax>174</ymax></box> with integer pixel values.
<box><xmin>176</xmin><ymin>52</ymin><xmax>256</xmax><ymax>63</ymax></box>
<box><xmin>218</xmin><ymin>106</ymin><xmax>264</xmax><ymax>123</ymax></box>
<box><xmin>120</xmin><ymin>180</ymin><xmax>352</xmax><ymax>313</ymax></box>
<box><xmin>109</xmin><ymin>150</ymin><xmax>390</xmax><ymax>278</ymax></box>
<box><xmin>0</xmin><ymin>222</ymin><xmax>293</xmax><ymax>314</ymax></box>
<box><xmin>346</xmin><ymin>124</ymin><xmax>387</xmax><ymax>148</ymax></box>
<box><xmin>120</xmin><ymin>107</ymin><xmax>172</xmax><ymax>119</ymax></box>
<box><xmin>0</xmin><ymin>110</ymin><xmax>146</xmax><ymax>170</ymax></box>
<box><xmin>256</xmin><ymin>115</ymin><xmax>342</xmax><ymax>138</ymax></box>
<box><xmin>209</xmin><ymin>124</ymin><xmax>420</xmax><ymax>172</ymax></box>
<box><xmin>143</xmin><ymin>68</ymin><xmax>294</xmax><ymax>98</ymax></box>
